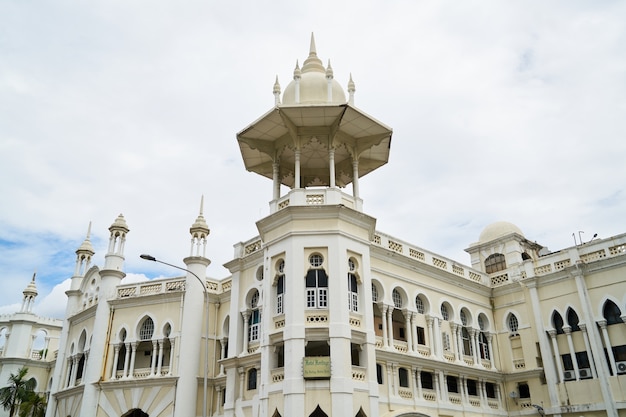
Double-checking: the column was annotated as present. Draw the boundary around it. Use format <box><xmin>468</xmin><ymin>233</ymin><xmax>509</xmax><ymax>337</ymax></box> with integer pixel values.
<box><xmin>416</xmin><ymin>367</ymin><xmax>423</xmax><ymax>400</ymax></box>
<box><xmin>451</xmin><ymin>324</ymin><xmax>461</xmax><ymax>360</ymax></box>
<box><xmin>563</xmin><ymin>326</ymin><xmax>579</xmax><ymax>380</ymax></box>
<box><xmin>487</xmin><ymin>334</ymin><xmax>495</xmax><ymax>368</ymax></box>
<box><xmin>434</xmin><ymin>371</ymin><xmax>442</xmax><ymax>401</ymax></box>
<box><xmin>111</xmin><ymin>345</ymin><xmax>120</xmax><ymax>380</ymax></box>
<box><xmin>411</xmin><ymin>314</ymin><xmax>418</xmax><ymax>353</ymax></box>
<box><xmin>242</xmin><ymin>312</ymin><xmax>251</xmax><ymax>354</ymax></box>
<box><xmin>272</xmin><ymin>161</ymin><xmax>280</xmax><ymax>200</ymax></box>
<box><xmin>471</xmin><ymin>329</ymin><xmax>479</xmax><ymax>365</ymax></box>
<box><xmin>381</xmin><ymin>305</ymin><xmax>389</xmax><ymax>348</ymax></box>
<box><xmin>352</xmin><ymin>158</ymin><xmax>360</xmax><ymax>199</ymax></box>
<box><xmin>598</xmin><ymin>320</ymin><xmax>617</xmax><ymax>374</ymax></box>
<box><xmin>495</xmin><ymin>382</ymin><xmax>503</xmax><ymax>409</ymax></box>
<box><xmin>220</xmin><ymin>338</ymin><xmax>227</xmax><ymax>374</ymax></box>
<box><xmin>168</xmin><ymin>338</ymin><xmax>175</xmax><ymax>376</ymax></box>
<box><xmin>441</xmin><ymin>371</ymin><xmax>448</xmax><ymax>402</ymax></box>
<box><xmin>150</xmin><ymin>340</ymin><xmax>158</xmax><ymax>376</ymax></box>
<box><xmin>426</xmin><ymin>316</ymin><xmax>435</xmax><ymax>357</ymax></box>
<box><xmin>128</xmin><ymin>342</ymin><xmax>138</xmax><ymax>379</ymax></box>
<box><xmin>411</xmin><ymin>366</ymin><xmax>419</xmax><ymax>404</ymax></box>
<box><xmin>579</xmin><ymin>324</ymin><xmax>597</xmax><ymax>378</ymax></box>
<box><xmin>387</xmin><ymin>306</ymin><xmax>395</xmax><ymax>348</ymax></box>
<box><xmin>122</xmin><ymin>342</ymin><xmax>131</xmax><ymax>378</ymax></box>
<box><xmin>479</xmin><ymin>379</ymin><xmax>487</xmax><ymax>406</ymax></box>
<box><xmin>216</xmin><ymin>386</ymin><xmax>224</xmax><ymax>416</ymax></box>
<box><xmin>294</xmin><ymin>149</ymin><xmax>301</xmax><ymax>189</ymax></box>
<box><xmin>404</xmin><ymin>310</ymin><xmax>413</xmax><ymax>353</ymax></box>
<box><xmin>548</xmin><ymin>331</ymin><xmax>563</xmax><ymax>382</ymax></box>
<box><xmin>70</xmin><ymin>356</ymin><xmax>78</xmax><ymax>386</ymax></box>
<box><xmin>238</xmin><ymin>367</ymin><xmax>245</xmax><ymax>400</ymax></box>
<box><xmin>328</xmin><ymin>148</ymin><xmax>336</xmax><ymax>187</ymax></box>
<box><xmin>157</xmin><ymin>339</ymin><xmax>164</xmax><ymax>376</ymax></box>
<box><xmin>459</xmin><ymin>375</ymin><xmax>467</xmax><ymax>404</ymax></box>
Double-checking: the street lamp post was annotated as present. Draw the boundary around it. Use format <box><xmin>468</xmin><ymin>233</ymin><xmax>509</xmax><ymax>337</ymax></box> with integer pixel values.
<box><xmin>140</xmin><ymin>254</ymin><xmax>209</xmax><ymax>417</ymax></box>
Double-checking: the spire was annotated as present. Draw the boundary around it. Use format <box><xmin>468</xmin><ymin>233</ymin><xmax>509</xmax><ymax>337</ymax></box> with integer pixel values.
<box><xmin>302</xmin><ymin>32</ymin><xmax>325</xmax><ymax>73</ymax></box>
<box><xmin>190</xmin><ymin>196</ymin><xmax>210</xmax><ymax>258</ymax></box>
<box><xmin>273</xmin><ymin>75</ymin><xmax>281</xmax><ymax>106</ymax></box>
<box><xmin>74</xmin><ymin>222</ymin><xmax>95</xmax><ymax>277</ymax></box>
<box><xmin>348</xmin><ymin>73</ymin><xmax>356</xmax><ymax>106</ymax></box>
<box><xmin>293</xmin><ymin>60</ymin><xmax>301</xmax><ymax>80</ymax></box>
<box><xmin>325</xmin><ymin>60</ymin><xmax>334</xmax><ymax>79</ymax></box>
<box><xmin>20</xmin><ymin>271</ymin><xmax>38</xmax><ymax>313</ymax></box>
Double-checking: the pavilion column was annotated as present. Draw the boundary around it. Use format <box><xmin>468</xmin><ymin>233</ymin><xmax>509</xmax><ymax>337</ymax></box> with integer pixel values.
<box><xmin>426</xmin><ymin>315</ymin><xmax>435</xmax><ymax>357</ymax></box>
<box><xmin>157</xmin><ymin>339</ymin><xmax>164</xmax><ymax>376</ymax></box>
<box><xmin>451</xmin><ymin>324</ymin><xmax>461</xmax><ymax>360</ymax></box>
<box><xmin>242</xmin><ymin>312</ymin><xmax>251</xmax><ymax>355</ymax></box>
<box><xmin>352</xmin><ymin>158</ymin><xmax>360</xmax><ymax>198</ymax></box>
<box><xmin>471</xmin><ymin>329</ymin><xmax>480</xmax><ymax>365</ymax></box>
<box><xmin>167</xmin><ymin>338</ymin><xmax>175</xmax><ymax>376</ymax></box>
<box><xmin>128</xmin><ymin>342</ymin><xmax>138</xmax><ymax>379</ymax></box>
<box><xmin>150</xmin><ymin>340</ymin><xmax>158</xmax><ymax>376</ymax></box>
<box><xmin>411</xmin><ymin>313</ymin><xmax>418</xmax><ymax>353</ymax></box>
<box><xmin>272</xmin><ymin>161</ymin><xmax>280</xmax><ymax>200</ymax></box>
<box><xmin>123</xmin><ymin>342</ymin><xmax>131</xmax><ymax>378</ymax></box>
<box><xmin>404</xmin><ymin>310</ymin><xmax>413</xmax><ymax>353</ymax></box>
<box><xmin>387</xmin><ymin>306</ymin><xmax>395</xmax><ymax>348</ymax></box>
<box><xmin>294</xmin><ymin>149</ymin><xmax>301</xmax><ymax>188</ymax></box>
<box><xmin>329</xmin><ymin>148</ymin><xmax>336</xmax><ymax>187</ymax></box>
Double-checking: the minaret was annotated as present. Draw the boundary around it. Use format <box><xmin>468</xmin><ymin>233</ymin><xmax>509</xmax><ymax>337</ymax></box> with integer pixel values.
<box><xmin>46</xmin><ymin>222</ymin><xmax>97</xmax><ymax>417</ymax></box>
<box><xmin>175</xmin><ymin>198</ymin><xmax>211</xmax><ymax>417</ymax></box>
<box><xmin>78</xmin><ymin>215</ymin><xmax>129</xmax><ymax>416</ymax></box>
<box><xmin>20</xmin><ymin>272</ymin><xmax>38</xmax><ymax>314</ymax></box>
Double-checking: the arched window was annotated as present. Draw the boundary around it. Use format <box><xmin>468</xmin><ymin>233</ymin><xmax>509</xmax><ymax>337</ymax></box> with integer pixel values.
<box><xmin>441</xmin><ymin>304</ymin><xmax>449</xmax><ymax>321</ymax></box>
<box><xmin>139</xmin><ymin>317</ymin><xmax>154</xmax><ymax>340</ymax></box>
<box><xmin>392</xmin><ymin>289</ymin><xmax>403</xmax><ymax>308</ymax></box>
<box><xmin>348</xmin><ymin>259</ymin><xmax>358</xmax><ymax>312</ymax></box>
<box><xmin>249</xmin><ymin>290</ymin><xmax>261</xmax><ymax>342</ymax></box>
<box><xmin>485</xmin><ymin>253</ymin><xmax>506</xmax><ymax>274</ymax></box>
<box><xmin>398</xmin><ymin>367</ymin><xmax>409</xmax><ymax>388</ymax></box>
<box><xmin>508</xmin><ymin>314</ymin><xmax>519</xmax><ymax>335</ymax></box>
<box><xmin>371</xmin><ymin>284</ymin><xmax>378</xmax><ymax>302</ymax></box>
<box><xmin>247</xmin><ymin>368</ymin><xmax>257</xmax><ymax>390</ymax></box>
<box><xmin>552</xmin><ymin>311</ymin><xmax>564</xmax><ymax>334</ymax></box>
<box><xmin>460</xmin><ymin>310</ymin><xmax>468</xmax><ymax>326</ymax></box>
<box><xmin>566</xmin><ymin>308</ymin><xmax>580</xmax><ymax>331</ymax></box>
<box><xmin>603</xmin><ymin>300</ymin><xmax>623</xmax><ymax>325</ymax></box>
<box><xmin>276</xmin><ymin>275</ymin><xmax>285</xmax><ymax>315</ymax></box>
<box><xmin>478</xmin><ymin>332</ymin><xmax>490</xmax><ymax>359</ymax></box>
<box><xmin>415</xmin><ymin>295</ymin><xmax>425</xmax><ymax>314</ymax></box>
<box><xmin>306</xmin><ymin>255</ymin><xmax>328</xmax><ymax>309</ymax></box>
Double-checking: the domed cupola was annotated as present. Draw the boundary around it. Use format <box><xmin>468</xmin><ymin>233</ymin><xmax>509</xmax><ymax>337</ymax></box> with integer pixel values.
<box><xmin>189</xmin><ymin>196</ymin><xmax>210</xmax><ymax>258</ymax></box>
<box><xmin>20</xmin><ymin>272</ymin><xmax>38</xmax><ymax>313</ymax></box>
<box><xmin>282</xmin><ymin>33</ymin><xmax>347</xmax><ymax>105</ymax></box>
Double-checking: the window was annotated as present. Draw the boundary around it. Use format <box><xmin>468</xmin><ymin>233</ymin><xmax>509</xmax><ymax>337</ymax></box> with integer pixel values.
<box><xmin>309</xmin><ymin>254</ymin><xmax>324</xmax><ymax>267</ymax></box>
<box><xmin>420</xmin><ymin>371</ymin><xmax>433</xmax><ymax>389</ymax></box>
<box><xmin>247</xmin><ymin>368</ymin><xmax>257</xmax><ymax>390</ymax></box>
<box><xmin>276</xmin><ymin>275</ymin><xmax>285</xmax><ymax>314</ymax></box>
<box><xmin>371</xmin><ymin>284</ymin><xmax>379</xmax><ymax>302</ymax></box>
<box><xmin>376</xmin><ymin>364</ymin><xmax>383</xmax><ymax>384</ymax></box>
<box><xmin>446</xmin><ymin>375</ymin><xmax>458</xmax><ymax>393</ymax></box>
<box><xmin>485</xmin><ymin>253</ymin><xmax>506</xmax><ymax>273</ymax></box>
<box><xmin>461</xmin><ymin>328</ymin><xmax>472</xmax><ymax>356</ymax></box>
<box><xmin>479</xmin><ymin>332</ymin><xmax>490</xmax><ymax>359</ymax></box>
<box><xmin>508</xmin><ymin>314</ymin><xmax>519</xmax><ymax>335</ymax></box>
<box><xmin>351</xmin><ymin>343</ymin><xmax>360</xmax><ymax>366</ymax></box>
<box><xmin>460</xmin><ymin>310</ymin><xmax>468</xmax><ymax>326</ymax></box>
<box><xmin>518</xmin><ymin>382</ymin><xmax>530</xmax><ymax>398</ymax></box>
<box><xmin>392</xmin><ymin>289</ymin><xmax>402</xmax><ymax>308</ymax></box>
<box><xmin>442</xmin><ymin>332</ymin><xmax>451</xmax><ymax>351</ymax></box>
<box><xmin>576</xmin><ymin>351</ymin><xmax>590</xmax><ymax>369</ymax></box>
<box><xmin>306</xmin><ymin>269</ymin><xmax>328</xmax><ymax>308</ymax></box>
<box><xmin>478</xmin><ymin>315</ymin><xmax>486</xmax><ymax>331</ymax></box>
<box><xmin>567</xmin><ymin>308</ymin><xmax>580</xmax><ymax>331</ymax></box>
<box><xmin>486</xmin><ymin>382</ymin><xmax>497</xmax><ymax>398</ymax></box>
<box><xmin>398</xmin><ymin>367</ymin><xmax>409</xmax><ymax>388</ymax></box>
<box><xmin>415</xmin><ymin>296</ymin><xmax>424</xmax><ymax>314</ymax></box>
<box><xmin>561</xmin><ymin>354</ymin><xmax>574</xmax><ymax>371</ymax></box>
<box><xmin>277</xmin><ymin>259</ymin><xmax>285</xmax><ymax>274</ymax></box>
<box><xmin>552</xmin><ymin>311</ymin><xmax>564</xmax><ymax>334</ymax></box>
<box><xmin>348</xmin><ymin>271</ymin><xmax>358</xmax><ymax>312</ymax></box>
<box><xmin>416</xmin><ymin>326</ymin><xmax>426</xmax><ymax>345</ymax></box>
<box><xmin>249</xmin><ymin>290</ymin><xmax>261</xmax><ymax>342</ymax></box>
<box><xmin>139</xmin><ymin>317</ymin><xmax>154</xmax><ymax>340</ymax></box>
<box><xmin>441</xmin><ymin>304</ymin><xmax>449</xmax><ymax>321</ymax></box>
<box><xmin>466</xmin><ymin>379</ymin><xmax>478</xmax><ymax>396</ymax></box>
<box><xmin>603</xmin><ymin>300</ymin><xmax>623</xmax><ymax>325</ymax></box>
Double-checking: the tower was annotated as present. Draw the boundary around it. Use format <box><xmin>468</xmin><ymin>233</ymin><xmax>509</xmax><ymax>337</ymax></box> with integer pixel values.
<box><xmin>226</xmin><ymin>34</ymin><xmax>393</xmax><ymax>417</ymax></box>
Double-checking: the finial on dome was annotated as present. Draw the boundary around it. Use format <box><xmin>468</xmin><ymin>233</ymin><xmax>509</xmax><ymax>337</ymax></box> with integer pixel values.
<box><xmin>190</xmin><ymin>195</ymin><xmax>210</xmax><ymax>257</ymax></box>
<box><xmin>77</xmin><ymin>221</ymin><xmax>95</xmax><ymax>255</ymax></box>
<box><xmin>302</xmin><ymin>33</ymin><xmax>325</xmax><ymax>73</ymax></box>
<box><xmin>21</xmin><ymin>271</ymin><xmax>38</xmax><ymax>313</ymax></box>
<box><xmin>273</xmin><ymin>75</ymin><xmax>281</xmax><ymax>105</ymax></box>
<box><xmin>309</xmin><ymin>32</ymin><xmax>317</xmax><ymax>56</ymax></box>
<box><xmin>348</xmin><ymin>73</ymin><xmax>356</xmax><ymax>105</ymax></box>
<box><xmin>325</xmin><ymin>60</ymin><xmax>333</xmax><ymax>79</ymax></box>
<box><xmin>293</xmin><ymin>60</ymin><xmax>301</xmax><ymax>80</ymax></box>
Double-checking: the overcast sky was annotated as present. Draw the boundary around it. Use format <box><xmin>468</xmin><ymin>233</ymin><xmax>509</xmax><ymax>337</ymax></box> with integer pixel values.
<box><xmin>1</xmin><ymin>1</ymin><xmax>625</xmax><ymax>319</ymax></box>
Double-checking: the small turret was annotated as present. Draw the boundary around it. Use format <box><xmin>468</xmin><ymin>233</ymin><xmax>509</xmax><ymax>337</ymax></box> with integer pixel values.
<box><xmin>20</xmin><ymin>272</ymin><xmax>38</xmax><ymax>313</ymax></box>
<box><xmin>348</xmin><ymin>73</ymin><xmax>356</xmax><ymax>106</ymax></box>
<box><xmin>189</xmin><ymin>196</ymin><xmax>210</xmax><ymax>258</ymax></box>
<box><xmin>104</xmin><ymin>214</ymin><xmax>129</xmax><ymax>271</ymax></box>
<box><xmin>74</xmin><ymin>222</ymin><xmax>95</xmax><ymax>277</ymax></box>
<box><xmin>273</xmin><ymin>76</ymin><xmax>281</xmax><ymax>106</ymax></box>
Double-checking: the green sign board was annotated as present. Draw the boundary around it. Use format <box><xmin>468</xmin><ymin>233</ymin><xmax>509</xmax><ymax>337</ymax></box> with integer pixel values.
<box><xmin>303</xmin><ymin>356</ymin><xmax>331</xmax><ymax>379</ymax></box>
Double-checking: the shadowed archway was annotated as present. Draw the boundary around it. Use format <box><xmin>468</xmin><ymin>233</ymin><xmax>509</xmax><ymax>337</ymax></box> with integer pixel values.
<box><xmin>121</xmin><ymin>409</ymin><xmax>148</xmax><ymax>417</ymax></box>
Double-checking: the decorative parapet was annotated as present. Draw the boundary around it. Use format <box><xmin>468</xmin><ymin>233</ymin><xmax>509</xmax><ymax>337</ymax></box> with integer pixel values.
<box><xmin>351</xmin><ymin>366</ymin><xmax>366</xmax><ymax>381</ymax></box>
<box><xmin>117</xmin><ymin>279</ymin><xmax>186</xmax><ymax>299</ymax></box>
<box><xmin>271</xmin><ymin>188</ymin><xmax>363</xmax><ymax>213</ymax></box>
<box><xmin>372</xmin><ymin>232</ymin><xmax>488</xmax><ymax>285</ymax></box>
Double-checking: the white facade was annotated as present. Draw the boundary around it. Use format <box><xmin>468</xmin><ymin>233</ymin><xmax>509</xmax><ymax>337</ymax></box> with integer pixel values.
<box><xmin>37</xmin><ymin>36</ymin><xmax>626</xmax><ymax>417</ymax></box>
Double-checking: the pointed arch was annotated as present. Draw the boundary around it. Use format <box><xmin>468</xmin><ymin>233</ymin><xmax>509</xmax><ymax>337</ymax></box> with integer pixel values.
<box><xmin>121</xmin><ymin>409</ymin><xmax>149</xmax><ymax>417</ymax></box>
<box><xmin>551</xmin><ymin>311</ymin><xmax>565</xmax><ymax>334</ymax></box>
<box><xmin>603</xmin><ymin>300</ymin><xmax>623</xmax><ymax>325</ymax></box>
<box><xmin>355</xmin><ymin>407</ymin><xmax>368</xmax><ymax>417</ymax></box>
<box><xmin>309</xmin><ymin>405</ymin><xmax>329</xmax><ymax>417</ymax></box>
<box><xmin>271</xmin><ymin>409</ymin><xmax>282</xmax><ymax>417</ymax></box>
<box><xmin>566</xmin><ymin>307</ymin><xmax>580</xmax><ymax>331</ymax></box>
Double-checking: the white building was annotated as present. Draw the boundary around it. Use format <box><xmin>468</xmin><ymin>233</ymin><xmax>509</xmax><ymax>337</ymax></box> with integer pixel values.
<box><xmin>0</xmin><ymin>275</ymin><xmax>63</xmax><ymax>417</ymax></box>
<box><xmin>42</xmin><ymin>35</ymin><xmax>626</xmax><ymax>417</ymax></box>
